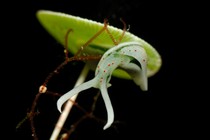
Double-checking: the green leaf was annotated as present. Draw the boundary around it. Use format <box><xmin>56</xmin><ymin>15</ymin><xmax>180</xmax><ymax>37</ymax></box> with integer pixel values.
<box><xmin>36</xmin><ymin>10</ymin><xmax>162</xmax><ymax>79</ymax></box>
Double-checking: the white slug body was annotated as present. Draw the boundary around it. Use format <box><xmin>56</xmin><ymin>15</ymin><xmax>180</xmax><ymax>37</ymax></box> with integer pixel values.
<box><xmin>57</xmin><ymin>41</ymin><xmax>147</xmax><ymax>130</ymax></box>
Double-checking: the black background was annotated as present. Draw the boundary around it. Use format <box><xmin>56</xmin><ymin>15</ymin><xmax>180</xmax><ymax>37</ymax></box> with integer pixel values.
<box><xmin>8</xmin><ymin>0</ymin><xmax>206</xmax><ymax>139</ymax></box>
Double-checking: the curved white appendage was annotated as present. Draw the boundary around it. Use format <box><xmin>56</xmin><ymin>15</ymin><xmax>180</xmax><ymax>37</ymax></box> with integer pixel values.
<box><xmin>119</xmin><ymin>45</ymin><xmax>147</xmax><ymax>91</ymax></box>
<box><xmin>100</xmin><ymin>81</ymin><xmax>114</xmax><ymax>130</ymax></box>
<box><xmin>57</xmin><ymin>78</ymin><xmax>97</xmax><ymax>112</ymax></box>
<box><xmin>120</xmin><ymin>63</ymin><xmax>147</xmax><ymax>91</ymax></box>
